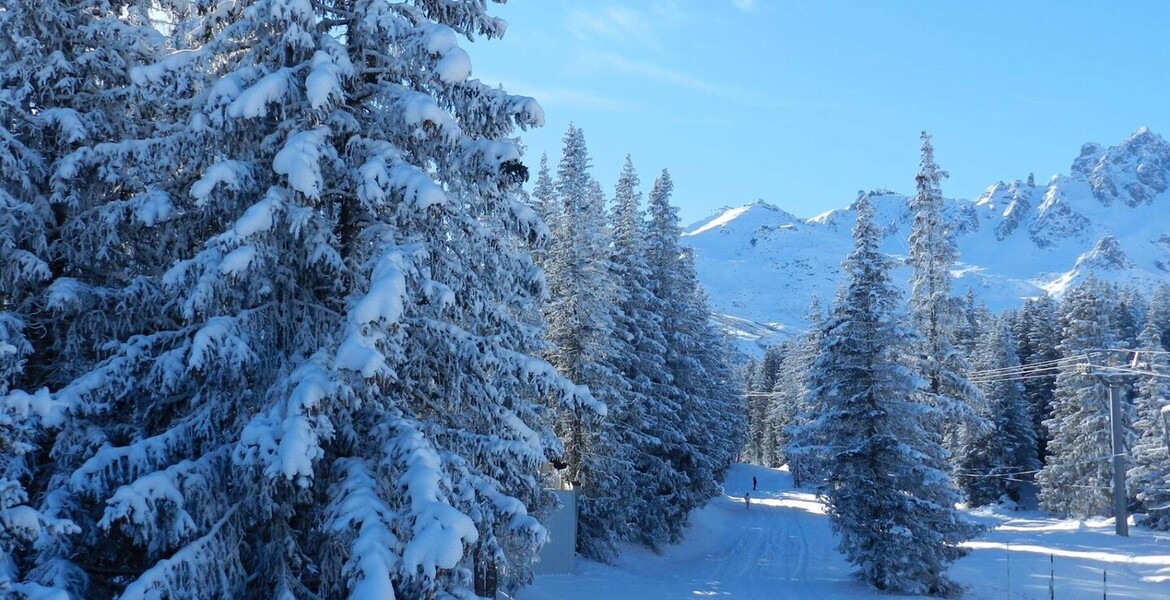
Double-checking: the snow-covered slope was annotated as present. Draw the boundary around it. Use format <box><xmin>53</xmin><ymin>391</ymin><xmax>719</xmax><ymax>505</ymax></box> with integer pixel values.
<box><xmin>519</xmin><ymin>463</ymin><xmax>1170</xmax><ymax>600</ymax></box>
<box><xmin>683</xmin><ymin>128</ymin><xmax>1170</xmax><ymax>349</ymax></box>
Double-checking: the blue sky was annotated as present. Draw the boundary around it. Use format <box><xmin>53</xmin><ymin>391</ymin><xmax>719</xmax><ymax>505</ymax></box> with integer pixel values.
<box><xmin>469</xmin><ymin>1</ymin><xmax>1170</xmax><ymax>225</ymax></box>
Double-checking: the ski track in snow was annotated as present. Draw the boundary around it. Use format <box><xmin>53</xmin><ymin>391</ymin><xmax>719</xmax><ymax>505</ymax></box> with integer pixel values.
<box><xmin>518</xmin><ymin>464</ymin><xmax>1170</xmax><ymax>599</ymax></box>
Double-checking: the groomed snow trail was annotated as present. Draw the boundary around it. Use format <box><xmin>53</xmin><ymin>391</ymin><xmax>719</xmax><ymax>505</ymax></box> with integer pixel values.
<box><xmin>517</xmin><ymin>464</ymin><xmax>864</xmax><ymax>599</ymax></box>
<box><xmin>518</xmin><ymin>463</ymin><xmax>1170</xmax><ymax>600</ymax></box>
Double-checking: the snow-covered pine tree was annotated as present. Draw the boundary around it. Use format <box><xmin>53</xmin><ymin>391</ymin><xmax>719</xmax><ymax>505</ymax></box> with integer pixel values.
<box><xmin>605</xmin><ymin>156</ymin><xmax>690</xmax><ymax>551</ymax></box>
<box><xmin>963</xmin><ymin>315</ymin><xmax>1038</xmax><ymax>506</ymax></box>
<box><xmin>762</xmin><ymin>343</ymin><xmax>801</xmax><ymax>468</ymax></box>
<box><xmin>531</xmin><ymin>153</ymin><xmax>556</xmax><ymax>226</ymax></box>
<box><xmin>745</xmin><ymin>345</ymin><xmax>782</xmax><ymax>465</ymax></box>
<box><xmin>1037</xmin><ymin>278</ymin><xmax>1126</xmax><ymax>517</ymax></box>
<box><xmin>1111</xmin><ymin>285</ymin><xmax>1147</xmax><ymax>350</ymax></box>
<box><xmin>645</xmin><ymin>169</ymin><xmax>743</xmax><ymax>541</ymax></box>
<box><xmin>1127</xmin><ymin>294</ymin><xmax>1170</xmax><ymax>529</ymax></box>
<box><xmin>785</xmin><ymin>295</ymin><xmax>827</xmax><ymax>487</ymax></box>
<box><xmin>1153</xmin><ymin>283</ymin><xmax>1170</xmax><ymax>350</ymax></box>
<box><xmin>0</xmin><ymin>4</ymin><xmax>60</xmax><ymax>590</ymax></box>
<box><xmin>758</xmin><ymin>342</ymin><xmax>792</xmax><ymax>468</ymax></box>
<box><xmin>907</xmin><ymin>132</ymin><xmax>988</xmax><ymax>477</ymax></box>
<box><xmin>805</xmin><ymin>192</ymin><xmax>979</xmax><ymax>596</ymax></box>
<box><xmin>14</xmin><ymin>1</ymin><xmax>589</xmax><ymax>597</ymax></box>
<box><xmin>955</xmin><ymin>289</ymin><xmax>991</xmax><ymax>361</ymax></box>
<box><xmin>675</xmin><ymin>249</ymin><xmax>745</xmax><ymax>497</ymax></box>
<box><xmin>1011</xmin><ymin>296</ymin><xmax>1061</xmax><ymax>463</ymax></box>
<box><xmin>528</xmin><ymin>153</ymin><xmax>556</xmax><ymax>267</ymax></box>
<box><xmin>542</xmin><ymin>125</ymin><xmax>631</xmax><ymax>561</ymax></box>
<box><xmin>0</xmin><ymin>2</ymin><xmax>166</xmax><ymax>594</ymax></box>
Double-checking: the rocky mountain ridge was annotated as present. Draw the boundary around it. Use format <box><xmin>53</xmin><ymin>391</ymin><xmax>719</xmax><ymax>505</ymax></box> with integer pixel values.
<box><xmin>681</xmin><ymin>128</ymin><xmax>1170</xmax><ymax>350</ymax></box>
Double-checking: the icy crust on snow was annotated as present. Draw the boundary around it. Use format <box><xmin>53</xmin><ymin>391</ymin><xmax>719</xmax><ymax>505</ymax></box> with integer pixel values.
<box><xmin>132</xmin><ymin>189</ymin><xmax>176</xmax><ymax>227</ymax></box>
<box><xmin>45</xmin><ymin>277</ymin><xmax>88</xmax><ymax>310</ymax></box>
<box><xmin>218</xmin><ymin>245</ymin><xmax>256</xmax><ymax>275</ymax></box>
<box><xmin>514</xmin><ymin>95</ymin><xmax>545</xmax><ymax>128</ymax></box>
<box><xmin>188</xmin><ymin>316</ymin><xmax>255</xmax><ymax>373</ymax></box>
<box><xmin>354</xmin><ymin>254</ymin><xmax>407</xmax><ymax>326</ymax></box>
<box><xmin>399</xmin><ymin>90</ymin><xmax>460</xmax><ymax>142</ymax></box>
<box><xmin>206</xmin><ymin>67</ymin><xmax>257</xmax><ymax>120</ymax></box>
<box><xmin>684</xmin><ymin>128</ymin><xmax>1170</xmax><ymax>339</ymax></box>
<box><xmin>236</xmin><ymin>356</ymin><xmax>335</xmax><ymax>487</ymax></box>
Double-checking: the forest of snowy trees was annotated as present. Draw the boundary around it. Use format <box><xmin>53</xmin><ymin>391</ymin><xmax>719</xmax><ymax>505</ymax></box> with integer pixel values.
<box><xmin>744</xmin><ymin>133</ymin><xmax>1170</xmax><ymax>596</ymax></box>
<box><xmin>6</xmin><ymin>2</ymin><xmax>1170</xmax><ymax>600</ymax></box>
<box><xmin>0</xmin><ymin>1</ymin><xmax>741</xmax><ymax>598</ymax></box>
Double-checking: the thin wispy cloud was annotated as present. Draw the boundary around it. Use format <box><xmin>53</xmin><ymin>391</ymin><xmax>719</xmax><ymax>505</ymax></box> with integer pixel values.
<box><xmin>518</xmin><ymin>87</ymin><xmax>633</xmax><ymax>112</ymax></box>
<box><xmin>566</xmin><ymin>4</ymin><xmax>675</xmax><ymax>54</ymax></box>
<box><xmin>731</xmin><ymin>0</ymin><xmax>757</xmax><ymax>11</ymax></box>
<box><xmin>586</xmin><ymin>52</ymin><xmax>748</xmax><ymax>101</ymax></box>
<box><xmin>477</xmin><ymin>73</ymin><xmax>632</xmax><ymax>112</ymax></box>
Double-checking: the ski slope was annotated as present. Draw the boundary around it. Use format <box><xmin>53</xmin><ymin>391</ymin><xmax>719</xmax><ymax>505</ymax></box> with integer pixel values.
<box><xmin>519</xmin><ymin>464</ymin><xmax>1170</xmax><ymax>599</ymax></box>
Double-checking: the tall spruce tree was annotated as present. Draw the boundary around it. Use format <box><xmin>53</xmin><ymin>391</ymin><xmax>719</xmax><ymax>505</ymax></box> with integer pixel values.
<box><xmin>1154</xmin><ymin>283</ymin><xmax>1170</xmax><ymax>350</ymax></box>
<box><xmin>907</xmin><ymin>132</ymin><xmax>988</xmax><ymax>477</ymax></box>
<box><xmin>606</xmin><ymin>156</ymin><xmax>689</xmax><ymax>550</ymax></box>
<box><xmin>528</xmin><ymin>153</ymin><xmax>556</xmax><ymax>268</ymax></box>
<box><xmin>9</xmin><ymin>2</ymin><xmax>588</xmax><ymax>597</ymax></box>
<box><xmin>1011</xmin><ymin>296</ymin><xmax>1061</xmax><ymax>464</ymax></box>
<box><xmin>955</xmin><ymin>290</ymin><xmax>991</xmax><ymax>361</ymax></box>
<box><xmin>964</xmin><ymin>316</ymin><xmax>1038</xmax><ymax>506</ymax></box>
<box><xmin>745</xmin><ymin>345</ymin><xmax>782</xmax><ymax>465</ymax></box>
<box><xmin>1127</xmin><ymin>295</ymin><xmax>1170</xmax><ymax>529</ymax></box>
<box><xmin>645</xmin><ymin>169</ymin><xmax>743</xmax><ymax>541</ymax></box>
<box><xmin>1037</xmin><ymin>278</ymin><xmax>1128</xmax><ymax>517</ymax></box>
<box><xmin>542</xmin><ymin>125</ymin><xmax>629</xmax><ymax>561</ymax></box>
<box><xmin>786</xmin><ymin>296</ymin><xmax>828</xmax><ymax>487</ymax></box>
<box><xmin>804</xmin><ymin>192</ymin><xmax>979</xmax><ymax>596</ymax></box>
<box><xmin>0</xmin><ymin>1</ymin><xmax>165</xmax><ymax>594</ymax></box>
<box><xmin>1111</xmin><ymin>285</ymin><xmax>1147</xmax><ymax>350</ymax></box>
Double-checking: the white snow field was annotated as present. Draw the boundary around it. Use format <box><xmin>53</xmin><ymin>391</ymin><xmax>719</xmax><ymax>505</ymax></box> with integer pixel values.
<box><xmin>519</xmin><ymin>464</ymin><xmax>1170</xmax><ymax>599</ymax></box>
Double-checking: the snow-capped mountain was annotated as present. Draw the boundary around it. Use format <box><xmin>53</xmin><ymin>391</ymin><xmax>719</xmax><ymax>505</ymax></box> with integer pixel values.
<box><xmin>682</xmin><ymin>127</ymin><xmax>1170</xmax><ymax>349</ymax></box>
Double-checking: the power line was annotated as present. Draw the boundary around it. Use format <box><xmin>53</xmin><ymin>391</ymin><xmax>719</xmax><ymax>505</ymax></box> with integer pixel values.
<box><xmin>1093</xmin><ymin>364</ymin><xmax>1170</xmax><ymax>380</ymax></box>
<box><xmin>967</xmin><ymin>355</ymin><xmax>1085</xmax><ymax>378</ymax></box>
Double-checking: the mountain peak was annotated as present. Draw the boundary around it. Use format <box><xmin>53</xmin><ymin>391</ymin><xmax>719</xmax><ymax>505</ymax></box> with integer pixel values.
<box><xmin>1126</xmin><ymin>125</ymin><xmax>1155</xmax><ymax>142</ymax></box>
<box><xmin>683</xmin><ymin>201</ymin><xmax>797</xmax><ymax>237</ymax></box>
<box><xmin>1071</xmin><ymin>142</ymin><xmax>1105</xmax><ymax>178</ymax></box>
<box><xmin>1071</xmin><ymin>128</ymin><xmax>1170</xmax><ymax>207</ymax></box>
<box><xmin>1077</xmin><ymin>235</ymin><xmax>1136</xmax><ymax>271</ymax></box>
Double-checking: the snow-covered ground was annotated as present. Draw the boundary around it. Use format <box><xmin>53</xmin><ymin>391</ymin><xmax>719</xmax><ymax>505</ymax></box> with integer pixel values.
<box><xmin>519</xmin><ymin>464</ymin><xmax>1170</xmax><ymax>599</ymax></box>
